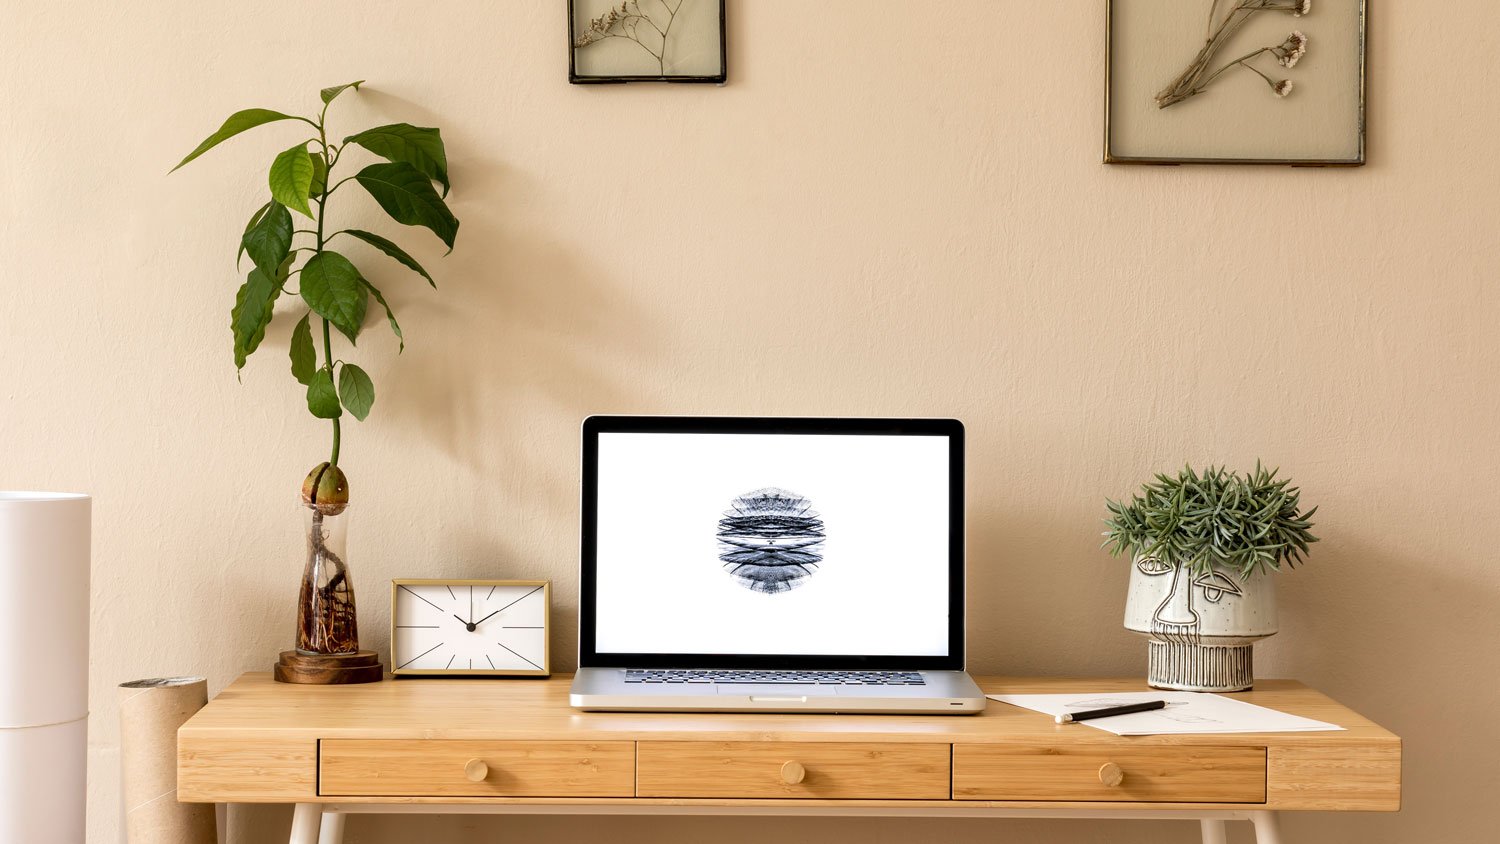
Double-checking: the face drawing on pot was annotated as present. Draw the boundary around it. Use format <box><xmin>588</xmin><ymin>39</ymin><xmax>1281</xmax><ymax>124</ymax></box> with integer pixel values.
<box><xmin>1135</xmin><ymin>556</ymin><xmax>1244</xmax><ymax>641</ymax></box>
<box><xmin>716</xmin><ymin>488</ymin><xmax>825</xmax><ymax>594</ymax></box>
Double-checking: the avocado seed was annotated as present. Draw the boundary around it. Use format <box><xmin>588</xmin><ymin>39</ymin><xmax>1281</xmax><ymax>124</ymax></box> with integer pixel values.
<box><xmin>301</xmin><ymin>462</ymin><xmax>349</xmax><ymax>516</ymax></box>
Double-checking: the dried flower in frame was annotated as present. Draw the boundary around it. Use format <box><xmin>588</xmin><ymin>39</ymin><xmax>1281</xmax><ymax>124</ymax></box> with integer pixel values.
<box><xmin>1155</xmin><ymin>0</ymin><xmax>1313</xmax><ymax>109</ymax></box>
<box><xmin>572</xmin><ymin>0</ymin><xmax>688</xmax><ymax>76</ymax></box>
<box><xmin>1277</xmin><ymin>31</ymin><xmax>1309</xmax><ymax>68</ymax></box>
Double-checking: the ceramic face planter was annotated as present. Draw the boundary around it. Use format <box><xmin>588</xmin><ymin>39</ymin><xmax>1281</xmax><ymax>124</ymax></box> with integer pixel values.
<box><xmin>1123</xmin><ymin>555</ymin><xmax>1277</xmax><ymax>692</ymax></box>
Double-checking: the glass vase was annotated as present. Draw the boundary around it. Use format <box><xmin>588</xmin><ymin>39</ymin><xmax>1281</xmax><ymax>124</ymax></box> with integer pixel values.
<box><xmin>296</xmin><ymin>502</ymin><xmax>359</xmax><ymax>655</ymax></box>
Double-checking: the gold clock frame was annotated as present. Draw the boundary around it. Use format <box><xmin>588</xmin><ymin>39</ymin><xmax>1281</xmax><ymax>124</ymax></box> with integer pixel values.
<box><xmin>390</xmin><ymin>579</ymin><xmax>551</xmax><ymax>678</ymax></box>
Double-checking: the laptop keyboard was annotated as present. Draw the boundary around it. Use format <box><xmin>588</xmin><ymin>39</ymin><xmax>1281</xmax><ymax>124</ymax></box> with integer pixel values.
<box><xmin>623</xmin><ymin>669</ymin><xmax>926</xmax><ymax>686</ymax></box>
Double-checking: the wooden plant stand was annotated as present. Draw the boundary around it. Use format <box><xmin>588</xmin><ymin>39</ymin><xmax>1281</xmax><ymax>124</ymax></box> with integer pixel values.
<box><xmin>273</xmin><ymin>650</ymin><xmax>384</xmax><ymax>685</ymax></box>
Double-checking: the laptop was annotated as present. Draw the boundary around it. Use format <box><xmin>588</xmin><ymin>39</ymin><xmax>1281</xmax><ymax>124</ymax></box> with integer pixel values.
<box><xmin>569</xmin><ymin>416</ymin><xmax>987</xmax><ymax>714</ymax></box>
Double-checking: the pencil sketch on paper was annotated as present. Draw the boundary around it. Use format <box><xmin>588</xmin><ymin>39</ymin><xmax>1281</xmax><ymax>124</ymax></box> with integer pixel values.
<box><xmin>716</xmin><ymin>488</ymin><xmax>826</xmax><ymax>595</ymax></box>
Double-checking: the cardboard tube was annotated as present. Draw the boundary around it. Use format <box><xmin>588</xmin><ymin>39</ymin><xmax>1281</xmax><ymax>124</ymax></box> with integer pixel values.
<box><xmin>119</xmin><ymin>677</ymin><xmax>215</xmax><ymax>844</ymax></box>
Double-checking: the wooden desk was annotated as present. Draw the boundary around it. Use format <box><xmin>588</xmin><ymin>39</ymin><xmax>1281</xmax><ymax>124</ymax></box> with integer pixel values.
<box><xmin>177</xmin><ymin>674</ymin><xmax>1400</xmax><ymax>844</ymax></box>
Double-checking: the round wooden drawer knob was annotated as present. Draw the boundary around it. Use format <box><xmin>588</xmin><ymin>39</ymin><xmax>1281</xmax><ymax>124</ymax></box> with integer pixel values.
<box><xmin>780</xmin><ymin>761</ymin><xmax>806</xmax><ymax>785</ymax></box>
<box><xmin>464</xmin><ymin>759</ymin><xmax>489</xmax><ymax>782</ymax></box>
<box><xmin>1098</xmin><ymin>762</ymin><xmax>1124</xmax><ymax>788</ymax></box>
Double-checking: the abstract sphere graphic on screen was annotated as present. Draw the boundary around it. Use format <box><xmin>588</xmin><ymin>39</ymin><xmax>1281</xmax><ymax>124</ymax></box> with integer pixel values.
<box><xmin>716</xmin><ymin>488</ymin><xmax>826</xmax><ymax>594</ymax></box>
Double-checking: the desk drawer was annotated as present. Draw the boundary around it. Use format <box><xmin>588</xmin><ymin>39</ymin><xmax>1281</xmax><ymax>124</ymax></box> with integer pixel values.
<box><xmin>319</xmin><ymin>740</ymin><xmax>635</xmax><ymax>797</ymax></box>
<box><xmin>953</xmin><ymin>744</ymin><xmax>1266</xmax><ymax>803</ymax></box>
<box><xmin>636</xmin><ymin>741</ymin><xmax>950</xmax><ymax>799</ymax></box>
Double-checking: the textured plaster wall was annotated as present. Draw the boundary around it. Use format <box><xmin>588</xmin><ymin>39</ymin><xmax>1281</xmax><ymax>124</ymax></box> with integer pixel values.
<box><xmin>2</xmin><ymin>2</ymin><xmax>1496</xmax><ymax>842</ymax></box>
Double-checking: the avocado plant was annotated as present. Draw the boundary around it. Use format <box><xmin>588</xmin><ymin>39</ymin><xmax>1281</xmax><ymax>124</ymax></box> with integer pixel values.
<box><xmin>173</xmin><ymin>81</ymin><xmax>459</xmax><ymax>653</ymax></box>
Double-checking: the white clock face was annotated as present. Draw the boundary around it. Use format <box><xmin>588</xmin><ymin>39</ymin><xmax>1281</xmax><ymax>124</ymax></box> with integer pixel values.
<box><xmin>393</xmin><ymin>582</ymin><xmax>547</xmax><ymax>673</ymax></box>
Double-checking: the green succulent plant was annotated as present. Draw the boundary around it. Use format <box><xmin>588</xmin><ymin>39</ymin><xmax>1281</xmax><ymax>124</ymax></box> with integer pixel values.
<box><xmin>1103</xmin><ymin>463</ymin><xmax>1318</xmax><ymax>579</ymax></box>
<box><xmin>172</xmin><ymin>81</ymin><xmax>458</xmax><ymax>503</ymax></box>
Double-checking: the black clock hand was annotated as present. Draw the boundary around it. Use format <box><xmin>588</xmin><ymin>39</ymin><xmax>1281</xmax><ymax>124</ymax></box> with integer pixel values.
<box><xmin>473</xmin><ymin>609</ymin><xmax>501</xmax><ymax>627</ymax></box>
<box><xmin>453</xmin><ymin>614</ymin><xmax>478</xmax><ymax>632</ymax></box>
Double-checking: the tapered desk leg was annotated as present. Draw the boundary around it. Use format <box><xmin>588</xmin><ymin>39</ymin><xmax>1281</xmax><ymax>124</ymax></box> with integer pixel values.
<box><xmin>1200</xmin><ymin>819</ymin><xmax>1228</xmax><ymax>844</ymax></box>
<box><xmin>289</xmin><ymin>803</ymin><xmax>322</xmax><ymax>844</ymax></box>
<box><xmin>1250</xmin><ymin>811</ymin><xmax>1284</xmax><ymax>844</ymax></box>
<box><xmin>319</xmin><ymin>809</ymin><xmax>346</xmax><ymax>843</ymax></box>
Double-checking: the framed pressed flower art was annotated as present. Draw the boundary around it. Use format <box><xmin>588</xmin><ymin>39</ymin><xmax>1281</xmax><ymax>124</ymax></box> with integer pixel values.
<box><xmin>569</xmin><ymin>0</ymin><xmax>727</xmax><ymax>84</ymax></box>
<box><xmin>1105</xmin><ymin>0</ymin><xmax>1366</xmax><ymax>165</ymax></box>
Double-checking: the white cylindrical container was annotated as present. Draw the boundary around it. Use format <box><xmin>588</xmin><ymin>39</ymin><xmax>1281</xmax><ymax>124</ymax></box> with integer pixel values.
<box><xmin>0</xmin><ymin>492</ymin><xmax>91</xmax><ymax>844</ymax></box>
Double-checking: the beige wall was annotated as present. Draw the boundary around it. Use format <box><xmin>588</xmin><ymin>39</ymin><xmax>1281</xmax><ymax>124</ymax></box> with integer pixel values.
<box><xmin>3</xmin><ymin>1</ymin><xmax>1495</xmax><ymax>841</ymax></box>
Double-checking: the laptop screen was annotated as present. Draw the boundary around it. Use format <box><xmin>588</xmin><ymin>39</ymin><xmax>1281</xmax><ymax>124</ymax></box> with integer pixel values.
<box><xmin>580</xmin><ymin>417</ymin><xmax>964</xmax><ymax>670</ymax></box>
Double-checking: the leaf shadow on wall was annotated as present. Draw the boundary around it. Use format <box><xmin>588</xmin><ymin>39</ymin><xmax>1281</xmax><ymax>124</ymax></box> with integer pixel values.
<box><xmin>348</xmin><ymin>88</ymin><xmax>664</xmax><ymax>514</ymax></box>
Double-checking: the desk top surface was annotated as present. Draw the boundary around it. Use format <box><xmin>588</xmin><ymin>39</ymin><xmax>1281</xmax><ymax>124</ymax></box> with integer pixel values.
<box><xmin>181</xmin><ymin>673</ymin><xmax>1398</xmax><ymax>748</ymax></box>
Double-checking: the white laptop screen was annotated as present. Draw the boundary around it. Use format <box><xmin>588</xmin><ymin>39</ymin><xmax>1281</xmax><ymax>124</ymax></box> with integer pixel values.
<box><xmin>589</xmin><ymin>429</ymin><xmax>953</xmax><ymax>661</ymax></box>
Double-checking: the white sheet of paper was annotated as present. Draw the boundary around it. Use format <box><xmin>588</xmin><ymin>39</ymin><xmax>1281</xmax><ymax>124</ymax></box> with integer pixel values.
<box><xmin>987</xmin><ymin>691</ymin><xmax>1346</xmax><ymax>736</ymax></box>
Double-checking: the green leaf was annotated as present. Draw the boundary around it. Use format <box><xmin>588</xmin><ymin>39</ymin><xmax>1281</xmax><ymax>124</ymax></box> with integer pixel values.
<box><xmin>229</xmin><ymin>258</ymin><xmax>287</xmax><ymax>370</ymax></box>
<box><xmin>362</xmin><ymin>279</ymin><xmax>404</xmax><ymax>351</ymax></box>
<box><xmin>338</xmin><ymin>363</ymin><xmax>375</xmax><ymax>421</ymax></box>
<box><xmin>269</xmin><ymin>144</ymin><xmax>315</xmax><ymax>218</ymax></box>
<box><xmin>300</xmin><ymin>251</ymin><xmax>368</xmax><ymax>343</ymax></box>
<box><xmin>237</xmin><ymin>201</ymin><xmax>272</xmax><ymax>267</ymax></box>
<box><xmin>240</xmin><ymin>202</ymin><xmax>292</xmax><ymax>278</ymax></box>
<box><xmin>172</xmin><ymin>108</ymin><xmax>305</xmax><ymax>172</ymax></box>
<box><xmin>344</xmin><ymin>124</ymin><xmax>450</xmax><ymax>196</ymax></box>
<box><xmin>290</xmin><ymin>313</ymin><xmax>317</xmax><ymax>386</ymax></box>
<box><xmin>320</xmin><ymin>80</ymin><xmax>364</xmax><ymax>104</ymax></box>
<box><xmin>342</xmin><ymin>229</ymin><xmax>435</xmax><ymax>287</ymax></box>
<box><xmin>354</xmin><ymin>162</ymin><xmax>459</xmax><ymax>249</ymax></box>
<box><xmin>306</xmin><ymin>368</ymin><xmax>342</xmax><ymax>419</ymax></box>
<box><xmin>1102</xmin><ymin>462</ymin><xmax>1318</xmax><ymax>577</ymax></box>
<box><xmin>308</xmin><ymin>153</ymin><xmax>328</xmax><ymax>197</ymax></box>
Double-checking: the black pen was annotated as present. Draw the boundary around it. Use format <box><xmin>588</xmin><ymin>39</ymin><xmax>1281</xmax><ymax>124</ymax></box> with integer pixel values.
<box><xmin>1055</xmin><ymin>700</ymin><xmax>1167</xmax><ymax>724</ymax></box>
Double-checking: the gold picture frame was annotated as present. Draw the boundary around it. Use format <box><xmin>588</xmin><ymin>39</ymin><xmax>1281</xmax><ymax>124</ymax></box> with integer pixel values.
<box><xmin>1105</xmin><ymin>0</ymin><xmax>1367</xmax><ymax>166</ymax></box>
<box><xmin>390</xmin><ymin>579</ymin><xmax>551</xmax><ymax>677</ymax></box>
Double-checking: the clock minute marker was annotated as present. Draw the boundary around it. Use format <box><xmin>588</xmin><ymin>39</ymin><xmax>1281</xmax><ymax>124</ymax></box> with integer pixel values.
<box><xmin>493</xmin><ymin>585</ymin><xmax>543</xmax><ymax>615</ymax></box>
<box><xmin>398</xmin><ymin>584</ymin><xmax>445</xmax><ymax>613</ymax></box>
<box><xmin>496</xmin><ymin>641</ymin><xmax>543</xmax><ymax>672</ymax></box>
<box><xmin>397</xmin><ymin>642</ymin><xmax>445</xmax><ymax>670</ymax></box>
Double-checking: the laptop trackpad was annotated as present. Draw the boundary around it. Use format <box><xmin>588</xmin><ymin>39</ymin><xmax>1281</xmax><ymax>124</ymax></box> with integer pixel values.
<box><xmin>716</xmin><ymin>684</ymin><xmax>820</xmax><ymax>697</ymax></box>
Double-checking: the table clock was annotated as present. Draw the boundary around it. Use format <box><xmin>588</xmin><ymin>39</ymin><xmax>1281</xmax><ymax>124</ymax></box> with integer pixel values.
<box><xmin>391</xmin><ymin>579</ymin><xmax>549</xmax><ymax>676</ymax></box>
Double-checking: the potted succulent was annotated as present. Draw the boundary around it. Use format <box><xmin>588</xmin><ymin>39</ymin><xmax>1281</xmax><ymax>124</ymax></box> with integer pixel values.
<box><xmin>172</xmin><ymin>81</ymin><xmax>459</xmax><ymax>682</ymax></box>
<box><xmin>1103</xmin><ymin>464</ymin><xmax>1318</xmax><ymax>692</ymax></box>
